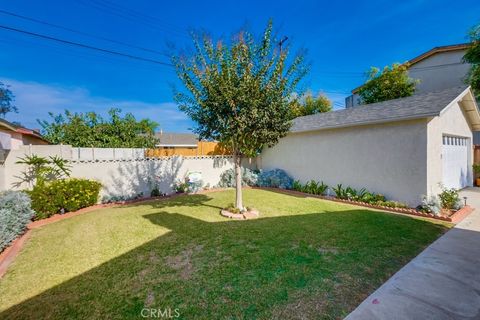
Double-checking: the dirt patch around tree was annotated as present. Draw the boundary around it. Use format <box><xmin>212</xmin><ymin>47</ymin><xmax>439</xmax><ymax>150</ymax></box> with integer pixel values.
<box><xmin>220</xmin><ymin>208</ymin><xmax>260</xmax><ymax>220</ymax></box>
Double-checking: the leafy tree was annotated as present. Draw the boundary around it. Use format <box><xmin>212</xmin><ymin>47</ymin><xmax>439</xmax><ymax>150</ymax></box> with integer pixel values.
<box><xmin>357</xmin><ymin>63</ymin><xmax>419</xmax><ymax>104</ymax></box>
<box><xmin>173</xmin><ymin>21</ymin><xmax>308</xmax><ymax>210</ymax></box>
<box><xmin>0</xmin><ymin>82</ymin><xmax>17</xmax><ymax>118</ymax></box>
<box><xmin>463</xmin><ymin>23</ymin><xmax>480</xmax><ymax>99</ymax></box>
<box><xmin>290</xmin><ymin>92</ymin><xmax>332</xmax><ymax>118</ymax></box>
<box><xmin>39</xmin><ymin>108</ymin><xmax>159</xmax><ymax>148</ymax></box>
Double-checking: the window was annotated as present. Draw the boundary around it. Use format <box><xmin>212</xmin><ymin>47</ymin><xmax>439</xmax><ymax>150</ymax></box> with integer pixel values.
<box><xmin>442</xmin><ymin>135</ymin><xmax>468</xmax><ymax>146</ymax></box>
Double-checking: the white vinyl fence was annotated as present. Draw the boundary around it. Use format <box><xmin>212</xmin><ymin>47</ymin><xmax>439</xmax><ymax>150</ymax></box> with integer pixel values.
<box><xmin>71</xmin><ymin>147</ymin><xmax>146</xmax><ymax>161</ymax></box>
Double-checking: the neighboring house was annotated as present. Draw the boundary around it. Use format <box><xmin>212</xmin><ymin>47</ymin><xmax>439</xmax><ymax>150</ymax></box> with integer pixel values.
<box><xmin>345</xmin><ymin>43</ymin><xmax>471</xmax><ymax>108</ymax></box>
<box><xmin>260</xmin><ymin>86</ymin><xmax>479</xmax><ymax>206</ymax></box>
<box><xmin>155</xmin><ymin>131</ymin><xmax>199</xmax><ymax>149</ymax></box>
<box><xmin>0</xmin><ymin>119</ymin><xmax>48</xmax><ymax>162</ymax></box>
<box><xmin>149</xmin><ymin>131</ymin><xmax>229</xmax><ymax>157</ymax></box>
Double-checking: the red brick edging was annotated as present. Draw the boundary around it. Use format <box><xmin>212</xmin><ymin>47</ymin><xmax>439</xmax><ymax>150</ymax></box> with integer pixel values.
<box><xmin>255</xmin><ymin>187</ymin><xmax>473</xmax><ymax>223</ymax></box>
<box><xmin>0</xmin><ymin>194</ymin><xmax>184</xmax><ymax>278</ymax></box>
<box><xmin>0</xmin><ymin>189</ymin><xmax>232</xmax><ymax>278</ymax></box>
<box><xmin>0</xmin><ymin>230</ymin><xmax>31</xmax><ymax>279</ymax></box>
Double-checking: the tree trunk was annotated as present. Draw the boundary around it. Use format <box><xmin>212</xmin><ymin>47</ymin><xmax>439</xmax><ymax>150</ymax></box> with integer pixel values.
<box><xmin>233</xmin><ymin>152</ymin><xmax>243</xmax><ymax>210</ymax></box>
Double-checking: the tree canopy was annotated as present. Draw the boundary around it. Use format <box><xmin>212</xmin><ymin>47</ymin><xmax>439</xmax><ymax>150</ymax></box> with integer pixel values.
<box><xmin>357</xmin><ymin>63</ymin><xmax>419</xmax><ymax>104</ymax></box>
<box><xmin>173</xmin><ymin>20</ymin><xmax>308</xmax><ymax>209</ymax></box>
<box><xmin>464</xmin><ymin>23</ymin><xmax>480</xmax><ymax>99</ymax></box>
<box><xmin>39</xmin><ymin>108</ymin><xmax>159</xmax><ymax>148</ymax></box>
<box><xmin>290</xmin><ymin>92</ymin><xmax>332</xmax><ymax>118</ymax></box>
<box><xmin>0</xmin><ymin>82</ymin><xmax>17</xmax><ymax>118</ymax></box>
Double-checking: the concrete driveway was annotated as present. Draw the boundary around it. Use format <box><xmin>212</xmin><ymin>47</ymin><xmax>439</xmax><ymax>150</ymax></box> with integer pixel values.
<box><xmin>345</xmin><ymin>187</ymin><xmax>480</xmax><ymax>320</ymax></box>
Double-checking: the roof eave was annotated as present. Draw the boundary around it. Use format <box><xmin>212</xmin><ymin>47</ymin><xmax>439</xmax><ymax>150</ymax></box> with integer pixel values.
<box><xmin>290</xmin><ymin>113</ymin><xmax>436</xmax><ymax>134</ymax></box>
<box><xmin>453</xmin><ymin>87</ymin><xmax>480</xmax><ymax>131</ymax></box>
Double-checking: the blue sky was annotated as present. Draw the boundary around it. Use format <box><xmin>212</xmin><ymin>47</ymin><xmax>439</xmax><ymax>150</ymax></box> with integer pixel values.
<box><xmin>1</xmin><ymin>0</ymin><xmax>479</xmax><ymax>132</ymax></box>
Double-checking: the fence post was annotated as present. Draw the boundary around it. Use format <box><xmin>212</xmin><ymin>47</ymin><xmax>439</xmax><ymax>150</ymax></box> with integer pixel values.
<box><xmin>92</xmin><ymin>147</ymin><xmax>95</xmax><ymax>161</ymax></box>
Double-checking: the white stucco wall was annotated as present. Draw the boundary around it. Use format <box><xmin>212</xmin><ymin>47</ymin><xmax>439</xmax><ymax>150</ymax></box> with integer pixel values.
<box><xmin>259</xmin><ymin>119</ymin><xmax>429</xmax><ymax>206</ymax></box>
<box><xmin>1</xmin><ymin>145</ymin><xmax>250</xmax><ymax>199</ymax></box>
<box><xmin>409</xmin><ymin>51</ymin><xmax>470</xmax><ymax>94</ymax></box>
<box><xmin>0</xmin><ymin>164</ymin><xmax>5</xmax><ymax>191</ymax></box>
<box><xmin>70</xmin><ymin>156</ymin><xmax>238</xmax><ymax>199</ymax></box>
<box><xmin>426</xmin><ymin>100</ymin><xmax>474</xmax><ymax>196</ymax></box>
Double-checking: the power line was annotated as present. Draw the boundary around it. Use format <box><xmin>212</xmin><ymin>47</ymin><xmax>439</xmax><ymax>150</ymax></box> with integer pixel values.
<box><xmin>0</xmin><ymin>35</ymin><xmax>176</xmax><ymax>76</ymax></box>
<box><xmin>0</xmin><ymin>24</ymin><xmax>174</xmax><ymax>67</ymax></box>
<box><xmin>2</xmin><ymin>8</ymin><xmax>460</xmax><ymax>78</ymax></box>
<box><xmin>75</xmin><ymin>0</ymin><xmax>189</xmax><ymax>39</ymax></box>
<box><xmin>92</xmin><ymin>0</ymin><xmax>187</xmax><ymax>34</ymax></box>
<box><xmin>0</xmin><ymin>9</ymin><xmax>169</xmax><ymax>57</ymax></box>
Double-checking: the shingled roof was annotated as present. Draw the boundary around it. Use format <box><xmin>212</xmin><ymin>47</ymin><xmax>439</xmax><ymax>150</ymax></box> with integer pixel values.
<box><xmin>0</xmin><ymin>118</ymin><xmax>47</xmax><ymax>141</ymax></box>
<box><xmin>291</xmin><ymin>86</ymin><xmax>476</xmax><ymax>133</ymax></box>
<box><xmin>155</xmin><ymin>132</ymin><xmax>198</xmax><ymax>147</ymax></box>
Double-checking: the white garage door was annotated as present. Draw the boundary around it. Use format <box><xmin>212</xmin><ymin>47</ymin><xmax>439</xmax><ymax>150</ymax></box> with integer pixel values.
<box><xmin>442</xmin><ymin>135</ymin><xmax>469</xmax><ymax>189</ymax></box>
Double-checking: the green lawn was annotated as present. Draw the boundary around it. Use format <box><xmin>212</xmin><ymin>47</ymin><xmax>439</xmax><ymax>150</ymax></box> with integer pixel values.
<box><xmin>0</xmin><ymin>189</ymin><xmax>448</xmax><ymax>319</ymax></box>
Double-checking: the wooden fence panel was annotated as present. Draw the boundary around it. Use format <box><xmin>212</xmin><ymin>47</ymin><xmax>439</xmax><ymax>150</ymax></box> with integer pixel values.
<box><xmin>145</xmin><ymin>141</ymin><xmax>231</xmax><ymax>158</ymax></box>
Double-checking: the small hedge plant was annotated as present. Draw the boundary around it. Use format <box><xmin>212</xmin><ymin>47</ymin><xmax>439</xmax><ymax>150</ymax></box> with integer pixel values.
<box><xmin>0</xmin><ymin>191</ymin><xmax>35</xmax><ymax>252</ymax></box>
<box><xmin>218</xmin><ymin>168</ymin><xmax>259</xmax><ymax>188</ymax></box>
<box><xmin>292</xmin><ymin>180</ymin><xmax>328</xmax><ymax>195</ymax></box>
<box><xmin>29</xmin><ymin>178</ymin><xmax>102</xmax><ymax>219</ymax></box>
<box><xmin>438</xmin><ymin>186</ymin><xmax>463</xmax><ymax>211</ymax></box>
<box><xmin>257</xmin><ymin>169</ymin><xmax>293</xmax><ymax>189</ymax></box>
<box><xmin>417</xmin><ymin>195</ymin><xmax>441</xmax><ymax>215</ymax></box>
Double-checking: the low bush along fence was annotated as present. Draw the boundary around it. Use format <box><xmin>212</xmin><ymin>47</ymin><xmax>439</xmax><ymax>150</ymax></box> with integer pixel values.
<box><xmin>0</xmin><ymin>191</ymin><xmax>35</xmax><ymax>252</ymax></box>
<box><xmin>215</xmin><ymin>167</ymin><xmax>464</xmax><ymax>218</ymax></box>
<box><xmin>28</xmin><ymin>178</ymin><xmax>102</xmax><ymax>220</ymax></box>
<box><xmin>1</xmin><ymin>179</ymin><xmax>102</xmax><ymax>252</ymax></box>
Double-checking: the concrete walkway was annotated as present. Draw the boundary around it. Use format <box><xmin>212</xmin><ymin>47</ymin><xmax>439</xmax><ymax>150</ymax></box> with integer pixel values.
<box><xmin>345</xmin><ymin>188</ymin><xmax>480</xmax><ymax>320</ymax></box>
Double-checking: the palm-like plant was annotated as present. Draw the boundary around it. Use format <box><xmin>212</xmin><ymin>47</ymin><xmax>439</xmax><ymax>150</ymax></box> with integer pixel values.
<box><xmin>15</xmin><ymin>155</ymin><xmax>71</xmax><ymax>187</ymax></box>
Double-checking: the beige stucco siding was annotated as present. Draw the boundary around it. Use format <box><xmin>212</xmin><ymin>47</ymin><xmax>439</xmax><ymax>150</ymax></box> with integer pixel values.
<box><xmin>260</xmin><ymin>119</ymin><xmax>429</xmax><ymax>206</ymax></box>
<box><xmin>409</xmin><ymin>51</ymin><xmax>470</xmax><ymax>94</ymax></box>
<box><xmin>427</xmin><ymin>100</ymin><xmax>474</xmax><ymax>196</ymax></box>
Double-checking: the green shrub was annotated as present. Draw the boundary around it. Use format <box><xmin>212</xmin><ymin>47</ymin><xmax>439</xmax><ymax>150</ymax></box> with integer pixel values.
<box><xmin>360</xmin><ymin>191</ymin><xmax>375</xmax><ymax>203</ymax></box>
<box><xmin>315</xmin><ymin>181</ymin><xmax>328</xmax><ymax>195</ymax></box>
<box><xmin>417</xmin><ymin>195</ymin><xmax>441</xmax><ymax>215</ymax></box>
<box><xmin>293</xmin><ymin>180</ymin><xmax>328</xmax><ymax>195</ymax></box>
<box><xmin>333</xmin><ymin>184</ymin><xmax>348</xmax><ymax>199</ymax></box>
<box><xmin>473</xmin><ymin>163</ymin><xmax>480</xmax><ymax>175</ymax></box>
<box><xmin>150</xmin><ymin>186</ymin><xmax>161</xmax><ymax>197</ymax></box>
<box><xmin>0</xmin><ymin>191</ymin><xmax>35</xmax><ymax>252</ymax></box>
<box><xmin>218</xmin><ymin>168</ymin><xmax>259</xmax><ymax>187</ymax></box>
<box><xmin>172</xmin><ymin>178</ymin><xmax>190</xmax><ymax>194</ymax></box>
<box><xmin>29</xmin><ymin>178</ymin><xmax>102</xmax><ymax>219</ymax></box>
<box><xmin>101</xmin><ymin>193</ymin><xmax>143</xmax><ymax>204</ymax></box>
<box><xmin>303</xmin><ymin>180</ymin><xmax>319</xmax><ymax>194</ymax></box>
<box><xmin>438</xmin><ymin>186</ymin><xmax>462</xmax><ymax>210</ymax></box>
<box><xmin>376</xmin><ymin>200</ymin><xmax>409</xmax><ymax>208</ymax></box>
<box><xmin>292</xmin><ymin>180</ymin><xmax>302</xmax><ymax>192</ymax></box>
<box><xmin>345</xmin><ymin>186</ymin><xmax>358</xmax><ymax>200</ymax></box>
<box><xmin>257</xmin><ymin>169</ymin><xmax>293</xmax><ymax>189</ymax></box>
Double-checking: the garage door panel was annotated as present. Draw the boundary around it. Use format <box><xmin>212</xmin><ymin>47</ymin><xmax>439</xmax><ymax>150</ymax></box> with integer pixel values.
<box><xmin>442</xmin><ymin>135</ymin><xmax>469</xmax><ymax>189</ymax></box>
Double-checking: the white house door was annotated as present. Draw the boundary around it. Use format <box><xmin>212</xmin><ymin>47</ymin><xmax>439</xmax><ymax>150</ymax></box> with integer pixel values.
<box><xmin>442</xmin><ymin>135</ymin><xmax>469</xmax><ymax>189</ymax></box>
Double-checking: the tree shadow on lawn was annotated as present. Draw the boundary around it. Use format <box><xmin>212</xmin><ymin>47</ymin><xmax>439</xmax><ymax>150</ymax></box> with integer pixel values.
<box><xmin>122</xmin><ymin>193</ymin><xmax>225</xmax><ymax>211</ymax></box>
<box><xmin>0</xmin><ymin>202</ymin><xmax>449</xmax><ymax>319</ymax></box>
